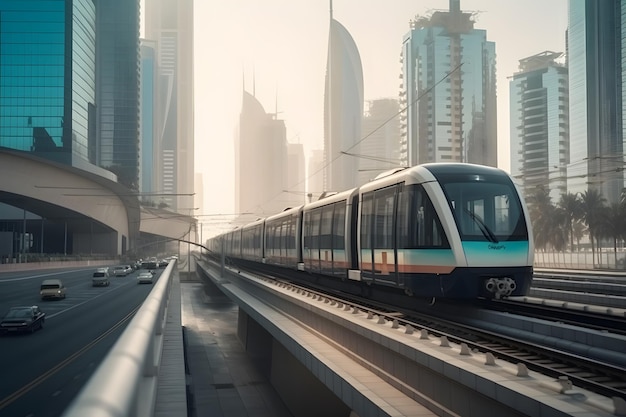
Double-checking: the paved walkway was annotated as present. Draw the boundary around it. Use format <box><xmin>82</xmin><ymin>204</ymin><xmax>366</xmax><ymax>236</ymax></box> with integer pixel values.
<box><xmin>181</xmin><ymin>281</ymin><xmax>293</xmax><ymax>417</ymax></box>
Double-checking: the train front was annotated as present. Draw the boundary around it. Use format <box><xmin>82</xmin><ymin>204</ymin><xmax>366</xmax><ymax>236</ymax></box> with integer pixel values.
<box><xmin>426</xmin><ymin>164</ymin><xmax>534</xmax><ymax>299</ymax></box>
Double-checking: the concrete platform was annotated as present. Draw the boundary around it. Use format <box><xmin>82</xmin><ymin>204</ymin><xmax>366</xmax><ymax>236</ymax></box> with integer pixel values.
<box><xmin>181</xmin><ymin>281</ymin><xmax>293</xmax><ymax>417</ymax></box>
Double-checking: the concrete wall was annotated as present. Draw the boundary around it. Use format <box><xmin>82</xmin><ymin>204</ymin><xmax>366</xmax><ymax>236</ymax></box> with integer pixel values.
<box><xmin>238</xmin><ymin>309</ymin><xmax>351</xmax><ymax>417</ymax></box>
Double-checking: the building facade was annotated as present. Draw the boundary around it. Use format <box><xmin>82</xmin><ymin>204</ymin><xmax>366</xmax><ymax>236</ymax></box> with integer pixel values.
<box><xmin>357</xmin><ymin>98</ymin><xmax>401</xmax><ymax>186</ymax></box>
<box><xmin>400</xmin><ymin>0</ymin><xmax>497</xmax><ymax>168</ymax></box>
<box><xmin>140</xmin><ymin>40</ymin><xmax>157</xmax><ymax>199</ymax></box>
<box><xmin>144</xmin><ymin>0</ymin><xmax>194</xmax><ymax>213</ymax></box>
<box><xmin>236</xmin><ymin>91</ymin><xmax>289</xmax><ymax>218</ymax></box>
<box><xmin>510</xmin><ymin>51</ymin><xmax>569</xmax><ymax>202</ymax></box>
<box><xmin>286</xmin><ymin>143</ymin><xmax>306</xmax><ymax>208</ymax></box>
<box><xmin>95</xmin><ymin>0</ymin><xmax>141</xmax><ymax>190</ymax></box>
<box><xmin>567</xmin><ymin>0</ymin><xmax>624</xmax><ymax>204</ymax></box>
<box><xmin>0</xmin><ymin>0</ymin><xmax>96</xmax><ymax>169</ymax></box>
<box><xmin>324</xmin><ymin>9</ymin><xmax>364</xmax><ymax>193</ymax></box>
<box><xmin>307</xmin><ymin>149</ymin><xmax>325</xmax><ymax>202</ymax></box>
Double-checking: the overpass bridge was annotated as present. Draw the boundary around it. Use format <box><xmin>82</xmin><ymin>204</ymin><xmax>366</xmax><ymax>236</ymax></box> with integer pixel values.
<box><xmin>0</xmin><ymin>149</ymin><xmax>197</xmax><ymax>259</ymax></box>
<box><xmin>61</xmin><ymin>256</ymin><xmax>622</xmax><ymax>417</ymax></box>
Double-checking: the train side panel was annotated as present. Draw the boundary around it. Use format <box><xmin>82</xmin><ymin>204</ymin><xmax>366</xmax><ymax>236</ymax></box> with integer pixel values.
<box><xmin>241</xmin><ymin>220</ymin><xmax>264</xmax><ymax>263</ymax></box>
<box><xmin>301</xmin><ymin>189</ymin><xmax>357</xmax><ymax>278</ymax></box>
<box><xmin>264</xmin><ymin>206</ymin><xmax>302</xmax><ymax>269</ymax></box>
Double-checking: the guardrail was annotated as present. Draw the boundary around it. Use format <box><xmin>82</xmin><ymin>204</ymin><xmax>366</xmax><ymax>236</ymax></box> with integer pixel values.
<box><xmin>62</xmin><ymin>260</ymin><xmax>176</xmax><ymax>417</ymax></box>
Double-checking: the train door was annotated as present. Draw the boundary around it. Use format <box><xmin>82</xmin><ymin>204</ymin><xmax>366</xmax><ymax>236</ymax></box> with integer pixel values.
<box><xmin>319</xmin><ymin>205</ymin><xmax>333</xmax><ymax>274</ymax></box>
<box><xmin>360</xmin><ymin>186</ymin><xmax>399</xmax><ymax>284</ymax></box>
<box><xmin>303</xmin><ymin>209</ymin><xmax>321</xmax><ymax>273</ymax></box>
<box><xmin>360</xmin><ymin>193</ymin><xmax>374</xmax><ymax>280</ymax></box>
<box><xmin>331</xmin><ymin>203</ymin><xmax>347</xmax><ymax>277</ymax></box>
<box><xmin>373</xmin><ymin>186</ymin><xmax>399</xmax><ymax>284</ymax></box>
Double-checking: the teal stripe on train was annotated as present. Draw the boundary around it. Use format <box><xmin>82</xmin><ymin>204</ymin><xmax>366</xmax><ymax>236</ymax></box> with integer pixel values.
<box><xmin>395</xmin><ymin>249</ymin><xmax>456</xmax><ymax>265</ymax></box>
<box><xmin>462</xmin><ymin>241</ymin><xmax>530</xmax><ymax>265</ymax></box>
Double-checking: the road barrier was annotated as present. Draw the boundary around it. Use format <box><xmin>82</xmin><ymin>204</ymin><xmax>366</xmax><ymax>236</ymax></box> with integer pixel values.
<box><xmin>62</xmin><ymin>260</ymin><xmax>176</xmax><ymax>417</ymax></box>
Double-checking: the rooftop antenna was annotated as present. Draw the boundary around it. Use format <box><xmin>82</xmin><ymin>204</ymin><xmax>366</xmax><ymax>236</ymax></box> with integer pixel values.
<box><xmin>273</xmin><ymin>86</ymin><xmax>283</xmax><ymax>119</ymax></box>
<box><xmin>330</xmin><ymin>0</ymin><xmax>333</xmax><ymax>20</ymax></box>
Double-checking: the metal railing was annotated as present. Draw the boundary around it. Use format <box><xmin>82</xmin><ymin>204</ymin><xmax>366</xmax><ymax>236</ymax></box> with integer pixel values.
<box><xmin>62</xmin><ymin>260</ymin><xmax>176</xmax><ymax>417</ymax></box>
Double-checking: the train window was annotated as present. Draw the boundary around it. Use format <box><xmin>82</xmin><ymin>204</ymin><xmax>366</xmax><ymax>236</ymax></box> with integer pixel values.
<box><xmin>360</xmin><ymin>194</ymin><xmax>373</xmax><ymax>249</ymax></box>
<box><xmin>332</xmin><ymin>203</ymin><xmax>346</xmax><ymax>249</ymax></box>
<box><xmin>286</xmin><ymin>217</ymin><xmax>294</xmax><ymax>250</ymax></box>
<box><xmin>373</xmin><ymin>187</ymin><xmax>396</xmax><ymax>248</ymax></box>
<box><xmin>320</xmin><ymin>206</ymin><xmax>333</xmax><ymax>248</ymax></box>
<box><xmin>397</xmin><ymin>185</ymin><xmax>449</xmax><ymax>249</ymax></box>
<box><xmin>266</xmin><ymin>223</ymin><xmax>276</xmax><ymax>256</ymax></box>
<box><xmin>310</xmin><ymin>209</ymin><xmax>322</xmax><ymax>250</ymax></box>
<box><xmin>254</xmin><ymin>225</ymin><xmax>262</xmax><ymax>250</ymax></box>
<box><xmin>285</xmin><ymin>217</ymin><xmax>295</xmax><ymax>250</ymax></box>
<box><xmin>303</xmin><ymin>212</ymin><xmax>312</xmax><ymax>249</ymax></box>
<box><xmin>442</xmin><ymin>180</ymin><xmax>527</xmax><ymax>241</ymax></box>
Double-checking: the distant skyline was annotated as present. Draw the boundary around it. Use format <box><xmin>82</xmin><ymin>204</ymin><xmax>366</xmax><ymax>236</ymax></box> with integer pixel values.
<box><xmin>144</xmin><ymin>0</ymin><xmax>569</xmax><ymax>227</ymax></box>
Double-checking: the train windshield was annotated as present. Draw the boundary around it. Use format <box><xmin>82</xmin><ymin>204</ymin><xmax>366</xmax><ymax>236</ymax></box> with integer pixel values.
<box><xmin>439</xmin><ymin>176</ymin><xmax>528</xmax><ymax>242</ymax></box>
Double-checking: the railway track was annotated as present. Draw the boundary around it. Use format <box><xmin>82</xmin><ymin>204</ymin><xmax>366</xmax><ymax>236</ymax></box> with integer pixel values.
<box><xmin>478</xmin><ymin>298</ymin><xmax>626</xmax><ymax>336</ymax></box>
<box><xmin>222</xmin><ymin>258</ymin><xmax>626</xmax><ymax>402</ymax></box>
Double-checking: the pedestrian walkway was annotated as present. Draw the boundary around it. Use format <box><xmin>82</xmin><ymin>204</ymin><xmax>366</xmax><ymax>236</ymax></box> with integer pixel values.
<box><xmin>181</xmin><ymin>280</ymin><xmax>293</xmax><ymax>417</ymax></box>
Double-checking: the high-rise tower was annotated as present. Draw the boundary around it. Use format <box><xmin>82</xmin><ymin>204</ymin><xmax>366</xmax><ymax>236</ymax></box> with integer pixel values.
<box><xmin>509</xmin><ymin>51</ymin><xmax>569</xmax><ymax>202</ymax></box>
<box><xmin>357</xmin><ymin>99</ymin><xmax>401</xmax><ymax>186</ymax></box>
<box><xmin>95</xmin><ymin>0</ymin><xmax>141</xmax><ymax>191</ymax></box>
<box><xmin>0</xmin><ymin>0</ymin><xmax>102</xmax><ymax>173</ymax></box>
<box><xmin>144</xmin><ymin>0</ymin><xmax>195</xmax><ymax>213</ymax></box>
<box><xmin>236</xmin><ymin>91</ymin><xmax>289</xmax><ymax>218</ymax></box>
<box><xmin>324</xmin><ymin>1</ymin><xmax>364</xmax><ymax>192</ymax></box>
<box><xmin>400</xmin><ymin>0</ymin><xmax>497</xmax><ymax>167</ymax></box>
<box><xmin>567</xmin><ymin>0</ymin><xmax>623</xmax><ymax>204</ymax></box>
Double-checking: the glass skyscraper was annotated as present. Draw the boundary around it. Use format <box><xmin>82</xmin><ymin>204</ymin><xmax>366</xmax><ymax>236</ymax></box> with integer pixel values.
<box><xmin>0</xmin><ymin>0</ymin><xmax>96</xmax><ymax>167</ymax></box>
<box><xmin>144</xmin><ymin>0</ymin><xmax>194</xmax><ymax>213</ymax></box>
<box><xmin>0</xmin><ymin>0</ymin><xmax>140</xmax><ymax>185</ymax></box>
<box><xmin>567</xmin><ymin>0</ymin><xmax>623</xmax><ymax>204</ymax></box>
<box><xmin>509</xmin><ymin>51</ymin><xmax>569</xmax><ymax>202</ymax></box>
<box><xmin>95</xmin><ymin>0</ymin><xmax>140</xmax><ymax>190</ymax></box>
<box><xmin>140</xmin><ymin>40</ymin><xmax>157</xmax><ymax>198</ymax></box>
<box><xmin>400</xmin><ymin>0</ymin><xmax>497</xmax><ymax>168</ymax></box>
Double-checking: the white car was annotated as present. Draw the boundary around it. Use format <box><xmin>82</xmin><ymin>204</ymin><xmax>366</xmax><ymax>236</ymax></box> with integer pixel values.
<box><xmin>112</xmin><ymin>265</ymin><xmax>131</xmax><ymax>277</ymax></box>
<box><xmin>92</xmin><ymin>268</ymin><xmax>110</xmax><ymax>287</ymax></box>
<box><xmin>137</xmin><ymin>272</ymin><xmax>154</xmax><ymax>284</ymax></box>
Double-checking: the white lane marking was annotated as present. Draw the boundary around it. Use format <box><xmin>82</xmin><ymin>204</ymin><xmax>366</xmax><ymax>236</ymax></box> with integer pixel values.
<box><xmin>46</xmin><ymin>279</ymin><xmax>139</xmax><ymax>319</ymax></box>
<box><xmin>0</xmin><ymin>269</ymin><xmax>95</xmax><ymax>283</ymax></box>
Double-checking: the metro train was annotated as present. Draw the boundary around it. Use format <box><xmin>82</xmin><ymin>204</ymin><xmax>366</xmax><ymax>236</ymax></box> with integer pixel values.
<box><xmin>207</xmin><ymin>163</ymin><xmax>534</xmax><ymax>300</ymax></box>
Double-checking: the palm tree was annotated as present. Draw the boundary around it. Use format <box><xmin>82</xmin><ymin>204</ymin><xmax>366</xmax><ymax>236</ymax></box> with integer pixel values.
<box><xmin>557</xmin><ymin>192</ymin><xmax>583</xmax><ymax>251</ymax></box>
<box><xmin>597</xmin><ymin>203</ymin><xmax>625</xmax><ymax>266</ymax></box>
<box><xmin>550</xmin><ymin>205</ymin><xmax>569</xmax><ymax>264</ymax></box>
<box><xmin>527</xmin><ymin>186</ymin><xmax>555</xmax><ymax>253</ymax></box>
<box><xmin>580</xmin><ymin>189</ymin><xmax>606</xmax><ymax>266</ymax></box>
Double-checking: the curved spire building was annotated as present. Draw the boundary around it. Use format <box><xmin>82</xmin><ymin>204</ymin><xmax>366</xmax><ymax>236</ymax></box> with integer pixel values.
<box><xmin>324</xmin><ymin>2</ymin><xmax>364</xmax><ymax>192</ymax></box>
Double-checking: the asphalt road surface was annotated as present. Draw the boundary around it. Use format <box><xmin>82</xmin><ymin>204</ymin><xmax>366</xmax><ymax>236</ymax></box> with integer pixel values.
<box><xmin>0</xmin><ymin>266</ymin><xmax>160</xmax><ymax>417</ymax></box>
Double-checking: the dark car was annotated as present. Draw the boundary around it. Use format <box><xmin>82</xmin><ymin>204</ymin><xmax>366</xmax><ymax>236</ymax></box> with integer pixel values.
<box><xmin>0</xmin><ymin>306</ymin><xmax>46</xmax><ymax>334</ymax></box>
<box><xmin>141</xmin><ymin>260</ymin><xmax>157</xmax><ymax>269</ymax></box>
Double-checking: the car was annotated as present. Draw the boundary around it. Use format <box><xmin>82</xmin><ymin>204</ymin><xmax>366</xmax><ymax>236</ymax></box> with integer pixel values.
<box><xmin>40</xmin><ymin>279</ymin><xmax>66</xmax><ymax>300</ymax></box>
<box><xmin>137</xmin><ymin>272</ymin><xmax>154</xmax><ymax>284</ymax></box>
<box><xmin>0</xmin><ymin>306</ymin><xmax>46</xmax><ymax>334</ymax></box>
<box><xmin>141</xmin><ymin>260</ymin><xmax>157</xmax><ymax>269</ymax></box>
<box><xmin>92</xmin><ymin>268</ymin><xmax>110</xmax><ymax>287</ymax></box>
<box><xmin>112</xmin><ymin>265</ymin><xmax>131</xmax><ymax>277</ymax></box>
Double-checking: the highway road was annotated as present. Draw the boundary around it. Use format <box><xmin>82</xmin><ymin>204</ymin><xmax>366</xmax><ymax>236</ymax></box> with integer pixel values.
<box><xmin>0</xmin><ymin>265</ymin><xmax>162</xmax><ymax>417</ymax></box>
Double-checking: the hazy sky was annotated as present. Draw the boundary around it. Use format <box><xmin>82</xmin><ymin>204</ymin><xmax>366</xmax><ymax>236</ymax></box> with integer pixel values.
<box><xmin>151</xmin><ymin>1</ymin><xmax>569</xmax><ymax>227</ymax></box>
